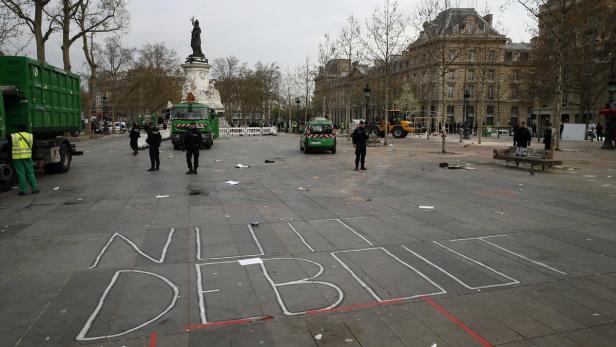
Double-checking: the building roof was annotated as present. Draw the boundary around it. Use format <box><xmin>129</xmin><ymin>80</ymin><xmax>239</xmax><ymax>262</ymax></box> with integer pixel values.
<box><xmin>504</xmin><ymin>42</ymin><xmax>532</xmax><ymax>51</ymax></box>
<box><xmin>414</xmin><ymin>8</ymin><xmax>503</xmax><ymax>44</ymax></box>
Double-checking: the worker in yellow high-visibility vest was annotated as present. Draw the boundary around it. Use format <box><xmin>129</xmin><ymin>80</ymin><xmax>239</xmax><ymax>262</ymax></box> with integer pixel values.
<box><xmin>9</xmin><ymin>124</ymin><xmax>39</xmax><ymax>195</ymax></box>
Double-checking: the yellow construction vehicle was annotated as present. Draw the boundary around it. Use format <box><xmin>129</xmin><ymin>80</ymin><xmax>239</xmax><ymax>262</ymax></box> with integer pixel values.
<box><xmin>378</xmin><ymin>110</ymin><xmax>415</xmax><ymax>138</ymax></box>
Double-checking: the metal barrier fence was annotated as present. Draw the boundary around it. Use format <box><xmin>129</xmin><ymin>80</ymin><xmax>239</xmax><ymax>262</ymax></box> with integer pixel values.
<box><xmin>219</xmin><ymin>127</ymin><xmax>278</xmax><ymax>137</ymax></box>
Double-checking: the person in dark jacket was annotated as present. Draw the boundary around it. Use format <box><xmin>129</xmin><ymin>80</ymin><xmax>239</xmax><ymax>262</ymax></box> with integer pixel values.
<box><xmin>146</xmin><ymin>125</ymin><xmax>162</xmax><ymax>171</ymax></box>
<box><xmin>352</xmin><ymin>120</ymin><xmax>370</xmax><ymax>170</ymax></box>
<box><xmin>596</xmin><ymin>123</ymin><xmax>604</xmax><ymax>141</ymax></box>
<box><xmin>514</xmin><ymin>121</ymin><xmax>532</xmax><ymax>156</ymax></box>
<box><xmin>183</xmin><ymin>122</ymin><xmax>203</xmax><ymax>174</ymax></box>
<box><xmin>543</xmin><ymin>121</ymin><xmax>553</xmax><ymax>150</ymax></box>
<box><xmin>129</xmin><ymin>123</ymin><xmax>140</xmax><ymax>155</ymax></box>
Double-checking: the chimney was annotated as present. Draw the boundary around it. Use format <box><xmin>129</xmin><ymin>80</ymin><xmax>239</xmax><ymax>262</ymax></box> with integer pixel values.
<box><xmin>483</xmin><ymin>14</ymin><xmax>493</xmax><ymax>26</ymax></box>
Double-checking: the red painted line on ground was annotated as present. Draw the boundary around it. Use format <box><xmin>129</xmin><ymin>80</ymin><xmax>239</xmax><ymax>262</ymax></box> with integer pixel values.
<box><xmin>306</xmin><ymin>298</ymin><xmax>405</xmax><ymax>315</ymax></box>
<box><xmin>148</xmin><ymin>331</ymin><xmax>158</xmax><ymax>347</ymax></box>
<box><xmin>421</xmin><ymin>296</ymin><xmax>493</xmax><ymax>347</ymax></box>
<box><xmin>185</xmin><ymin>315</ymin><xmax>274</xmax><ymax>331</ymax></box>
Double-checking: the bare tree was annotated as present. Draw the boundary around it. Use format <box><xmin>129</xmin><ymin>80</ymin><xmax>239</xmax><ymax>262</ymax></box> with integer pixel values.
<box><xmin>395</xmin><ymin>83</ymin><xmax>419</xmax><ymax>116</ymax></box>
<box><xmin>254</xmin><ymin>61</ymin><xmax>280</xmax><ymax>123</ymax></box>
<box><xmin>1</xmin><ymin>0</ymin><xmax>57</xmax><ymax>62</ymax></box>
<box><xmin>336</xmin><ymin>14</ymin><xmax>363</xmax><ymax>139</ymax></box>
<box><xmin>211</xmin><ymin>56</ymin><xmax>240</xmax><ymax>80</ymax></box>
<box><xmin>54</xmin><ymin>0</ymin><xmax>128</xmax><ymax>72</ymax></box>
<box><xmin>414</xmin><ymin>0</ymin><xmax>463</xmax><ymax>152</ymax></box>
<box><xmin>361</xmin><ymin>0</ymin><xmax>409</xmax><ymax>145</ymax></box>
<box><xmin>294</xmin><ymin>56</ymin><xmax>316</xmax><ymax>124</ymax></box>
<box><xmin>0</xmin><ymin>4</ymin><xmax>29</xmax><ymax>54</ymax></box>
<box><xmin>316</xmin><ymin>33</ymin><xmax>338</xmax><ymax>116</ymax></box>
<box><xmin>97</xmin><ymin>35</ymin><xmax>134</xmax><ymax>133</ymax></box>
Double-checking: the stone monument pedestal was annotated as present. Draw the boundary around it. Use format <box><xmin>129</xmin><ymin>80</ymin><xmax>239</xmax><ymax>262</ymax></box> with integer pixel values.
<box><xmin>181</xmin><ymin>57</ymin><xmax>225</xmax><ymax>115</ymax></box>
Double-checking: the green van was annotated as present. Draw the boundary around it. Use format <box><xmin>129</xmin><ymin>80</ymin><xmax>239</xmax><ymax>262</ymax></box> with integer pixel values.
<box><xmin>300</xmin><ymin>118</ymin><xmax>336</xmax><ymax>154</ymax></box>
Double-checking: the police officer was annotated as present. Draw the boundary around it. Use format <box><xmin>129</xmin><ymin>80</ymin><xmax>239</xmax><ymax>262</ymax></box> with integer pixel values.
<box><xmin>352</xmin><ymin>120</ymin><xmax>369</xmax><ymax>170</ymax></box>
<box><xmin>129</xmin><ymin>122</ymin><xmax>140</xmax><ymax>155</ymax></box>
<box><xmin>8</xmin><ymin>124</ymin><xmax>39</xmax><ymax>195</ymax></box>
<box><xmin>146</xmin><ymin>125</ymin><xmax>162</xmax><ymax>171</ymax></box>
<box><xmin>184</xmin><ymin>121</ymin><xmax>203</xmax><ymax>174</ymax></box>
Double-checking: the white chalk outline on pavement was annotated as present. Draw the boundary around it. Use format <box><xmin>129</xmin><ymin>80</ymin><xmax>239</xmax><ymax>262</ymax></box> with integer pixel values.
<box><xmin>76</xmin><ymin>270</ymin><xmax>179</xmax><ymax>341</ymax></box>
<box><xmin>449</xmin><ymin>234</ymin><xmax>567</xmax><ymax>275</ymax></box>
<box><xmin>286</xmin><ymin>222</ymin><xmax>316</xmax><ymax>252</ymax></box>
<box><xmin>195</xmin><ymin>257</ymin><xmax>344</xmax><ymax>322</ymax></box>
<box><xmin>89</xmin><ymin>228</ymin><xmax>175</xmax><ymax>269</ymax></box>
<box><xmin>331</xmin><ymin>247</ymin><xmax>446</xmax><ymax>302</ymax></box>
<box><xmin>335</xmin><ymin>219</ymin><xmax>374</xmax><ymax>246</ymax></box>
<box><xmin>195</xmin><ymin>225</ymin><xmax>264</xmax><ymax>261</ymax></box>
<box><xmin>259</xmin><ymin>257</ymin><xmax>344</xmax><ymax>316</ymax></box>
<box><xmin>431</xmin><ymin>241</ymin><xmax>520</xmax><ymax>289</ymax></box>
<box><xmin>478</xmin><ymin>238</ymin><xmax>568</xmax><ymax>275</ymax></box>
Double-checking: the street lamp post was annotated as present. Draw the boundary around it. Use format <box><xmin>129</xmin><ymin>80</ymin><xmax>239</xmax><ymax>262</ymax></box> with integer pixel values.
<box><xmin>295</xmin><ymin>97</ymin><xmax>301</xmax><ymax>133</ymax></box>
<box><xmin>364</xmin><ymin>84</ymin><xmax>371</xmax><ymax>122</ymax></box>
<box><xmin>463</xmin><ymin>90</ymin><xmax>470</xmax><ymax>140</ymax></box>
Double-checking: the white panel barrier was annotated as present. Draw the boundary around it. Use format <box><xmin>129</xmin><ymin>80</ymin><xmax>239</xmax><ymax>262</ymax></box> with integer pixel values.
<box><xmin>219</xmin><ymin>127</ymin><xmax>278</xmax><ymax>137</ymax></box>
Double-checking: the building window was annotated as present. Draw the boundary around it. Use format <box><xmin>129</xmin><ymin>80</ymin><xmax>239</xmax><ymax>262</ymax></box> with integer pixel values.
<box><xmin>468</xmin><ymin>69</ymin><xmax>475</xmax><ymax>81</ymax></box>
<box><xmin>447</xmin><ymin>105</ymin><xmax>455</xmax><ymax>116</ymax></box>
<box><xmin>487</xmin><ymin>69</ymin><xmax>495</xmax><ymax>81</ymax></box>
<box><xmin>448</xmin><ymin>70</ymin><xmax>455</xmax><ymax>81</ymax></box>
<box><xmin>511</xmin><ymin>107</ymin><xmax>518</xmax><ymax>125</ymax></box>
<box><xmin>448</xmin><ymin>50</ymin><xmax>456</xmax><ymax>60</ymax></box>
<box><xmin>447</xmin><ymin>85</ymin><xmax>454</xmax><ymax>98</ymax></box>
<box><xmin>469</xmin><ymin>49</ymin><xmax>477</xmax><ymax>62</ymax></box>
<box><xmin>511</xmin><ymin>85</ymin><xmax>519</xmax><ymax>99</ymax></box>
<box><xmin>468</xmin><ymin>85</ymin><xmax>475</xmax><ymax>98</ymax></box>
<box><xmin>513</xmin><ymin>70</ymin><xmax>520</xmax><ymax>81</ymax></box>
<box><xmin>467</xmin><ymin>105</ymin><xmax>475</xmax><ymax>116</ymax></box>
<box><xmin>487</xmin><ymin>86</ymin><xmax>495</xmax><ymax>99</ymax></box>
<box><xmin>489</xmin><ymin>50</ymin><xmax>496</xmax><ymax>62</ymax></box>
<box><xmin>512</xmin><ymin>52</ymin><xmax>520</xmax><ymax>62</ymax></box>
<box><xmin>486</xmin><ymin>105</ymin><xmax>495</xmax><ymax>125</ymax></box>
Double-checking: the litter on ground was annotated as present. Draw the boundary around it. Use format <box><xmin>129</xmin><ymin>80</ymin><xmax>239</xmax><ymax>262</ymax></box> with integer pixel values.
<box><xmin>225</xmin><ymin>181</ymin><xmax>240</xmax><ymax>185</ymax></box>
<box><xmin>156</xmin><ymin>195</ymin><xmax>170</xmax><ymax>198</ymax></box>
<box><xmin>235</xmin><ymin>164</ymin><xmax>250</xmax><ymax>168</ymax></box>
<box><xmin>419</xmin><ymin>206</ymin><xmax>435</xmax><ymax>210</ymax></box>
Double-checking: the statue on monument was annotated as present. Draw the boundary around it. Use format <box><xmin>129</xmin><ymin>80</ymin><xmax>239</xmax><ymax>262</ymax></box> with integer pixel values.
<box><xmin>189</xmin><ymin>17</ymin><xmax>206</xmax><ymax>61</ymax></box>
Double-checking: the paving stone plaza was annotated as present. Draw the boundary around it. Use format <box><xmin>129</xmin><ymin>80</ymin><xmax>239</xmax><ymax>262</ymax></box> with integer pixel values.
<box><xmin>1</xmin><ymin>134</ymin><xmax>616</xmax><ymax>347</ymax></box>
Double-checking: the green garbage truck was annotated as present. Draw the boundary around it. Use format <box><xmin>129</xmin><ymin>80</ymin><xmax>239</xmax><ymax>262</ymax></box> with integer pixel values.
<box><xmin>0</xmin><ymin>56</ymin><xmax>82</xmax><ymax>191</ymax></box>
<box><xmin>170</xmin><ymin>101</ymin><xmax>219</xmax><ymax>150</ymax></box>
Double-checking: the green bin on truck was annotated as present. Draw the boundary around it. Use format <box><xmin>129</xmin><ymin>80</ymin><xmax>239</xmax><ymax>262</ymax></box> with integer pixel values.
<box><xmin>0</xmin><ymin>56</ymin><xmax>83</xmax><ymax>191</ymax></box>
<box><xmin>170</xmin><ymin>102</ymin><xmax>218</xmax><ymax>150</ymax></box>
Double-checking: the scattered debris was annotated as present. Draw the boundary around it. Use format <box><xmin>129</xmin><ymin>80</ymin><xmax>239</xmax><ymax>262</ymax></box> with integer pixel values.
<box><xmin>225</xmin><ymin>181</ymin><xmax>240</xmax><ymax>185</ymax></box>
<box><xmin>215</xmin><ymin>159</ymin><xmax>222</xmax><ymax>162</ymax></box>
<box><xmin>366</xmin><ymin>198</ymin><xmax>372</xmax><ymax>202</ymax></box>
<box><xmin>593</xmin><ymin>313</ymin><xmax>601</xmax><ymax>317</ymax></box>
<box><xmin>314</xmin><ymin>334</ymin><xmax>323</xmax><ymax>340</ymax></box>
<box><xmin>238</xmin><ymin>258</ymin><xmax>262</xmax><ymax>266</ymax></box>
<box><xmin>189</xmin><ymin>190</ymin><xmax>201</xmax><ymax>195</ymax></box>
<box><xmin>225</xmin><ymin>215</ymin><xmax>230</xmax><ymax>218</ymax></box>
<box><xmin>419</xmin><ymin>206</ymin><xmax>434</xmax><ymax>210</ymax></box>
<box><xmin>583</xmin><ymin>175</ymin><xmax>597</xmax><ymax>178</ymax></box>
<box><xmin>439</xmin><ymin>163</ymin><xmax>449</xmax><ymax>168</ymax></box>
<box><xmin>465</xmin><ymin>167</ymin><xmax>477</xmax><ymax>170</ymax></box>
<box><xmin>447</xmin><ymin>165</ymin><xmax>464</xmax><ymax>170</ymax></box>
<box><xmin>156</xmin><ymin>195</ymin><xmax>170</xmax><ymax>198</ymax></box>
<box><xmin>53</xmin><ymin>186</ymin><xmax>60</xmax><ymax>190</ymax></box>
<box><xmin>463</xmin><ymin>144</ymin><xmax>470</xmax><ymax>147</ymax></box>
<box><xmin>250</xmin><ymin>221</ymin><xmax>260</xmax><ymax>227</ymax></box>
<box><xmin>235</xmin><ymin>164</ymin><xmax>250</xmax><ymax>168</ymax></box>
<box><xmin>264</xmin><ymin>160</ymin><xmax>275</xmax><ymax>163</ymax></box>
<box><xmin>312</xmin><ymin>176</ymin><xmax>320</xmax><ymax>180</ymax></box>
<box><xmin>345</xmin><ymin>202</ymin><xmax>349</xmax><ymax>206</ymax></box>
<box><xmin>298</xmin><ymin>187</ymin><xmax>309</xmax><ymax>191</ymax></box>
<box><xmin>345</xmin><ymin>338</ymin><xmax>354</xmax><ymax>343</ymax></box>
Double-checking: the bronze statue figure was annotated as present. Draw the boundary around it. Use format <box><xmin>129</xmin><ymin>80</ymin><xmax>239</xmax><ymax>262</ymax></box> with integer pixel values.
<box><xmin>190</xmin><ymin>18</ymin><xmax>204</xmax><ymax>59</ymax></box>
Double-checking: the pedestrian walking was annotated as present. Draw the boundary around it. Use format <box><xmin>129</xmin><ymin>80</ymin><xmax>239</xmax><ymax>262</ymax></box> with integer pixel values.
<box><xmin>352</xmin><ymin>120</ymin><xmax>369</xmax><ymax>171</ymax></box>
<box><xmin>531</xmin><ymin>122</ymin><xmax>537</xmax><ymax>137</ymax></box>
<box><xmin>543</xmin><ymin>121</ymin><xmax>553</xmax><ymax>151</ymax></box>
<box><xmin>514</xmin><ymin>121</ymin><xmax>532</xmax><ymax>156</ymax></box>
<box><xmin>7</xmin><ymin>124</ymin><xmax>39</xmax><ymax>195</ymax></box>
<box><xmin>129</xmin><ymin>122</ymin><xmax>140</xmax><ymax>155</ymax></box>
<box><xmin>596</xmin><ymin>122</ymin><xmax>604</xmax><ymax>141</ymax></box>
<box><xmin>560</xmin><ymin>122</ymin><xmax>564</xmax><ymax>137</ymax></box>
<box><xmin>146</xmin><ymin>125</ymin><xmax>162</xmax><ymax>171</ymax></box>
<box><xmin>184</xmin><ymin>121</ymin><xmax>203</xmax><ymax>174</ymax></box>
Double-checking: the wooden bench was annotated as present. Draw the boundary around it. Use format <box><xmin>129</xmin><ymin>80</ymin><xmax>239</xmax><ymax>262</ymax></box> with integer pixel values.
<box><xmin>493</xmin><ymin>147</ymin><xmax>562</xmax><ymax>171</ymax></box>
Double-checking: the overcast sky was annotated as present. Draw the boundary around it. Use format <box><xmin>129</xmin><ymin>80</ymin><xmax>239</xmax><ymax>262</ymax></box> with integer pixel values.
<box><xmin>25</xmin><ymin>0</ymin><xmax>534</xmax><ymax>74</ymax></box>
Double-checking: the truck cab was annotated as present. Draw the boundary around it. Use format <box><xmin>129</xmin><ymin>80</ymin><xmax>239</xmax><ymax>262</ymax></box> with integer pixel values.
<box><xmin>170</xmin><ymin>102</ymin><xmax>216</xmax><ymax>150</ymax></box>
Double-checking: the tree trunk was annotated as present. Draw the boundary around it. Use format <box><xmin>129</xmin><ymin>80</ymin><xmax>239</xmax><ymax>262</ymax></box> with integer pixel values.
<box><xmin>441</xmin><ymin>73</ymin><xmax>447</xmax><ymax>153</ymax></box>
<box><xmin>61</xmin><ymin>0</ymin><xmax>71</xmax><ymax>71</ymax></box>
<box><xmin>34</xmin><ymin>0</ymin><xmax>45</xmax><ymax>62</ymax></box>
<box><xmin>384</xmin><ymin>64</ymin><xmax>389</xmax><ymax>146</ymax></box>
